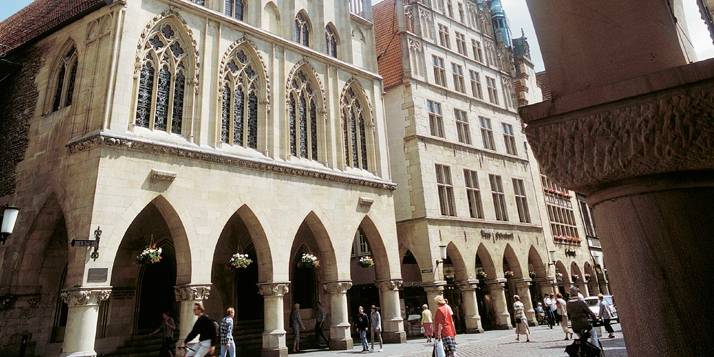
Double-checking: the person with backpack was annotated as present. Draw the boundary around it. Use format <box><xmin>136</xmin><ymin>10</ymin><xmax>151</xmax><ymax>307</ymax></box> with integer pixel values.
<box><xmin>182</xmin><ymin>302</ymin><xmax>218</xmax><ymax>357</ymax></box>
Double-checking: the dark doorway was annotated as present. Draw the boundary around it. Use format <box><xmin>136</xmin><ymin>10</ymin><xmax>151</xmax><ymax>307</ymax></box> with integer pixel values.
<box><xmin>292</xmin><ymin>246</ymin><xmax>318</xmax><ymax>309</ymax></box>
<box><xmin>444</xmin><ymin>277</ymin><xmax>465</xmax><ymax>333</ymax></box>
<box><xmin>235</xmin><ymin>246</ymin><xmax>262</xmax><ymax>320</ymax></box>
<box><xmin>476</xmin><ymin>283</ymin><xmax>492</xmax><ymax>330</ymax></box>
<box><xmin>136</xmin><ymin>241</ymin><xmax>177</xmax><ymax>333</ymax></box>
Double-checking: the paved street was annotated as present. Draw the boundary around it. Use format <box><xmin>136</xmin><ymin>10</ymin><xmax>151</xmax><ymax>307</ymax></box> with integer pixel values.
<box><xmin>297</xmin><ymin>324</ymin><xmax>627</xmax><ymax>357</ymax></box>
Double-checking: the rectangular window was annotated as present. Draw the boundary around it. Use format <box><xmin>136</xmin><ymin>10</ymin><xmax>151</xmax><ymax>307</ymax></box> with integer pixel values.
<box><xmin>542</xmin><ymin>175</ymin><xmax>581</xmax><ymax>243</ymax></box>
<box><xmin>454</xmin><ymin>109</ymin><xmax>471</xmax><ymax>144</ymax></box>
<box><xmin>464</xmin><ymin>169</ymin><xmax>484</xmax><ymax>218</ymax></box>
<box><xmin>489</xmin><ymin>174</ymin><xmax>508</xmax><ymax>221</ymax></box>
<box><xmin>579</xmin><ymin>199</ymin><xmax>596</xmax><ymax>237</ymax></box>
<box><xmin>436</xmin><ymin>164</ymin><xmax>456</xmax><ymax>216</ymax></box>
<box><xmin>447</xmin><ymin>0</ymin><xmax>454</xmax><ymax>18</ymax></box>
<box><xmin>513</xmin><ymin>178</ymin><xmax>531</xmax><ymax>223</ymax></box>
<box><xmin>438</xmin><ymin>24</ymin><xmax>450</xmax><ymax>48</ymax></box>
<box><xmin>479</xmin><ymin>116</ymin><xmax>495</xmax><ymax>150</ymax></box>
<box><xmin>455</xmin><ymin>32</ymin><xmax>467</xmax><ymax>55</ymax></box>
<box><xmin>432</xmin><ymin>55</ymin><xmax>446</xmax><ymax>86</ymax></box>
<box><xmin>458</xmin><ymin>2</ymin><xmax>465</xmax><ymax>23</ymax></box>
<box><xmin>428</xmin><ymin>100</ymin><xmax>444</xmax><ymax>137</ymax></box>
<box><xmin>452</xmin><ymin>63</ymin><xmax>465</xmax><ymax>93</ymax></box>
<box><xmin>472</xmin><ymin>39</ymin><xmax>483</xmax><ymax>63</ymax></box>
<box><xmin>486</xmin><ymin>76</ymin><xmax>499</xmax><ymax>105</ymax></box>
<box><xmin>469</xmin><ymin>70</ymin><xmax>483</xmax><ymax>99</ymax></box>
<box><xmin>502</xmin><ymin>122</ymin><xmax>518</xmax><ymax>155</ymax></box>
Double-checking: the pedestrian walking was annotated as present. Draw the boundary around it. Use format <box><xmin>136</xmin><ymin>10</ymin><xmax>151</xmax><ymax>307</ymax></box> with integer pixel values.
<box><xmin>543</xmin><ymin>294</ymin><xmax>555</xmax><ymax>328</ymax></box>
<box><xmin>150</xmin><ymin>311</ymin><xmax>176</xmax><ymax>357</ymax></box>
<box><xmin>598</xmin><ymin>294</ymin><xmax>616</xmax><ymax>338</ymax></box>
<box><xmin>291</xmin><ymin>303</ymin><xmax>305</xmax><ymax>353</ymax></box>
<box><xmin>434</xmin><ymin>295</ymin><xmax>457</xmax><ymax>357</ymax></box>
<box><xmin>535</xmin><ymin>303</ymin><xmax>545</xmax><ymax>325</ymax></box>
<box><xmin>219</xmin><ymin>307</ymin><xmax>235</xmax><ymax>357</ymax></box>
<box><xmin>314</xmin><ymin>301</ymin><xmax>329</xmax><ymax>347</ymax></box>
<box><xmin>555</xmin><ymin>293</ymin><xmax>572</xmax><ymax>340</ymax></box>
<box><xmin>181</xmin><ymin>302</ymin><xmax>218</xmax><ymax>357</ymax></box>
<box><xmin>421</xmin><ymin>304</ymin><xmax>433</xmax><ymax>343</ymax></box>
<box><xmin>512</xmin><ymin>295</ymin><xmax>531</xmax><ymax>342</ymax></box>
<box><xmin>356</xmin><ymin>306</ymin><xmax>370</xmax><ymax>352</ymax></box>
<box><xmin>566</xmin><ymin>287</ymin><xmax>597</xmax><ymax>339</ymax></box>
<box><xmin>370</xmin><ymin>305</ymin><xmax>383</xmax><ymax>352</ymax></box>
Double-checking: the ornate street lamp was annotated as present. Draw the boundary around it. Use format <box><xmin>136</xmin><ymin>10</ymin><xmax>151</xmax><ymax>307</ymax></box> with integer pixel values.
<box><xmin>0</xmin><ymin>205</ymin><xmax>20</xmax><ymax>245</ymax></box>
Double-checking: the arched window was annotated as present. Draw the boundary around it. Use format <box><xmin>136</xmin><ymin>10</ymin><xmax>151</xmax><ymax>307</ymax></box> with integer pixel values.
<box><xmin>220</xmin><ymin>49</ymin><xmax>260</xmax><ymax>149</ymax></box>
<box><xmin>341</xmin><ymin>84</ymin><xmax>370</xmax><ymax>170</ymax></box>
<box><xmin>288</xmin><ymin>70</ymin><xmax>319</xmax><ymax>160</ymax></box>
<box><xmin>51</xmin><ymin>46</ymin><xmax>78</xmax><ymax>112</ymax></box>
<box><xmin>224</xmin><ymin>0</ymin><xmax>244</xmax><ymax>20</ymax></box>
<box><xmin>295</xmin><ymin>11</ymin><xmax>310</xmax><ymax>46</ymax></box>
<box><xmin>325</xmin><ymin>24</ymin><xmax>338</xmax><ymax>58</ymax></box>
<box><xmin>135</xmin><ymin>23</ymin><xmax>189</xmax><ymax>135</ymax></box>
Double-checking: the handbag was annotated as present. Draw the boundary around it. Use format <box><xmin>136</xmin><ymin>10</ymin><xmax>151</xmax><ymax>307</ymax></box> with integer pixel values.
<box><xmin>432</xmin><ymin>340</ymin><xmax>446</xmax><ymax>357</ymax></box>
<box><xmin>515</xmin><ymin>317</ymin><xmax>522</xmax><ymax>324</ymax></box>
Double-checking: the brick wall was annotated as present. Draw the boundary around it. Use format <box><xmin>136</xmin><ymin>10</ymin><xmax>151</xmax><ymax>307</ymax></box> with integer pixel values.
<box><xmin>373</xmin><ymin>0</ymin><xmax>403</xmax><ymax>91</ymax></box>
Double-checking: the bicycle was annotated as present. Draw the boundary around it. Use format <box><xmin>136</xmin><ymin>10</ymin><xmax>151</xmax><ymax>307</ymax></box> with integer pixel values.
<box><xmin>565</xmin><ymin>327</ymin><xmax>604</xmax><ymax>357</ymax></box>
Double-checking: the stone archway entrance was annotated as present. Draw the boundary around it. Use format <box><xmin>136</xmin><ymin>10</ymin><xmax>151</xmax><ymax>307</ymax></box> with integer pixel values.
<box><xmin>136</xmin><ymin>240</ymin><xmax>177</xmax><ymax>332</ymax></box>
<box><xmin>399</xmin><ymin>250</ymin><xmax>426</xmax><ymax>338</ymax></box>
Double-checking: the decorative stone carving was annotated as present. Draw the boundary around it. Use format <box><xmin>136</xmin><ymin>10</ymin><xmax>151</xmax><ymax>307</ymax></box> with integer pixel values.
<box><xmin>456</xmin><ymin>279</ymin><xmax>479</xmax><ymax>291</ymax></box>
<box><xmin>150</xmin><ymin>169</ymin><xmax>177</xmax><ymax>182</ymax></box>
<box><xmin>285</xmin><ymin>59</ymin><xmax>328</xmax><ymax>115</ymax></box>
<box><xmin>174</xmin><ymin>284</ymin><xmax>211</xmax><ymax>301</ymax></box>
<box><xmin>258</xmin><ymin>282</ymin><xmax>290</xmax><ymax>297</ymax></box>
<box><xmin>60</xmin><ymin>287</ymin><xmax>112</xmax><ymax>306</ymax></box>
<box><xmin>407</xmin><ymin>38</ymin><xmax>422</xmax><ymax>51</ymax></box>
<box><xmin>218</xmin><ymin>37</ymin><xmax>272</xmax><ymax>110</ymax></box>
<box><xmin>376</xmin><ymin>279</ymin><xmax>403</xmax><ymax>291</ymax></box>
<box><xmin>323</xmin><ymin>281</ymin><xmax>352</xmax><ymax>294</ymax></box>
<box><xmin>524</xmin><ymin>81</ymin><xmax>714</xmax><ymax>194</ymax></box>
<box><xmin>86</xmin><ymin>13</ymin><xmax>113</xmax><ymax>43</ymax></box>
<box><xmin>340</xmin><ymin>78</ymin><xmax>375</xmax><ymax>126</ymax></box>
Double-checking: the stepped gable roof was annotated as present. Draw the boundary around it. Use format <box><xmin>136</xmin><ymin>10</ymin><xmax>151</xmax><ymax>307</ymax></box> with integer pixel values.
<box><xmin>0</xmin><ymin>0</ymin><xmax>107</xmax><ymax>56</ymax></box>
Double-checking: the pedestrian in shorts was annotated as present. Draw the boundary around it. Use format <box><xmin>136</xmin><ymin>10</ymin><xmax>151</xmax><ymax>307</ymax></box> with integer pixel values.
<box><xmin>434</xmin><ymin>295</ymin><xmax>457</xmax><ymax>357</ymax></box>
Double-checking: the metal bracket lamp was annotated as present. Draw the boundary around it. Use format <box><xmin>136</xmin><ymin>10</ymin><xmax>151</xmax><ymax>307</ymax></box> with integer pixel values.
<box><xmin>435</xmin><ymin>244</ymin><xmax>448</xmax><ymax>266</ymax></box>
<box><xmin>71</xmin><ymin>226</ymin><xmax>102</xmax><ymax>261</ymax></box>
<box><xmin>0</xmin><ymin>205</ymin><xmax>20</xmax><ymax>245</ymax></box>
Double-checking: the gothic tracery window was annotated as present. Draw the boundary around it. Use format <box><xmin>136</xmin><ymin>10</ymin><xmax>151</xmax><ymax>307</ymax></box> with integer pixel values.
<box><xmin>51</xmin><ymin>46</ymin><xmax>78</xmax><ymax>112</ymax></box>
<box><xmin>288</xmin><ymin>70</ymin><xmax>319</xmax><ymax>160</ymax></box>
<box><xmin>224</xmin><ymin>0</ymin><xmax>244</xmax><ymax>20</ymax></box>
<box><xmin>295</xmin><ymin>11</ymin><xmax>310</xmax><ymax>47</ymax></box>
<box><xmin>341</xmin><ymin>85</ymin><xmax>370</xmax><ymax>170</ymax></box>
<box><xmin>325</xmin><ymin>24</ymin><xmax>338</xmax><ymax>58</ymax></box>
<box><xmin>221</xmin><ymin>49</ymin><xmax>259</xmax><ymax>149</ymax></box>
<box><xmin>135</xmin><ymin>23</ymin><xmax>189</xmax><ymax>135</ymax></box>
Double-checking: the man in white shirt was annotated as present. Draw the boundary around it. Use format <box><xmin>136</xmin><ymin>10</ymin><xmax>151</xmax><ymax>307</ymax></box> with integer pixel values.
<box><xmin>543</xmin><ymin>294</ymin><xmax>555</xmax><ymax>328</ymax></box>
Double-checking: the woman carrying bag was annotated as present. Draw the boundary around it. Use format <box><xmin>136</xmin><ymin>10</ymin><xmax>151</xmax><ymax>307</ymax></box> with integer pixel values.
<box><xmin>433</xmin><ymin>295</ymin><xmax>456</xmax><ymax>357</ymax></box>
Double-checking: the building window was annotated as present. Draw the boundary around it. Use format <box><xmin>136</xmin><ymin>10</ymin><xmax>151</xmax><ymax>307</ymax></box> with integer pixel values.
<box><xmin>342</xmin><ymin>85</ymin><xmax>370</xmax><ymax>170</ymax></box>
<box><xmin>135</xmin><ymin>23</ymin><xmax>190</xmax><ymax>135</ymax></box>
<box><xmin>438</xmin><ymin>24</ymin><xmax>450</xmax><ymax>48</ymax></box>
<box><xmin>472</xmin><ymin>39</ymin><xmax>483</xmax><ymax>63</ymax></box>
<box><xmin>513</xmin><ymin>178</ymin><xmax>531</xmax><ymax>223</ymax></box>
<box><xmin>325</xmin><ymin>24</ymin><xmax>338</xmax><ymax>58</ymax></box>
<box><xmin>436</xmin><ymin>0</ymin><xmax>445</xmax><ymax>12</ymax></box>
<box><xmin>221</xmin><ymin>49</ymin><xmax>261</xmax><ymax>148</ymax></box>
<box><xmin>457</xmin><ymin>2</ymin><xmax>465</xmax><ymax>23</ymax></box>
<box><xmin>436</xmin><ymin>164</ymin><xmax>456</xmax><ymax>216</ymax></box>
<box><xmin>51</xmin><ymin>46</ymin><xmax>78</xmax><ymax>112</ymax></box>
<box><xmin>427</xmin><ymin>100</ymin><xmax>444</xmax><ymax>137</ymax></box>
<box><xmin>452</xmin><ymin>63</ymin><xmax>465</xmax><ymax>93</ymax></box>
<box><xmin>469</xmin><ymin>70</ymin><xmax>483</xmax><ymax>99</ymax></box>
<box><xmin>578</xmin><ymin>199</ymin><xmax>596</xmax><ymax>237</ymax></box>
<box><xmin>224</xmin><ymin>0</ymin><xmax>244</xmax><ymax>20</ymax></box>
<box><xmin>542</xmin><ymin>175</ymin><xmax>580</xmax><ymax>243</ymax></box>
<box><xmin>405</xmin><ymin>7</ymin><xmax>416</xmax><ymax>33</ymax></box>
<box><xmin>489</xmin><ymin>174</ymin><xmax>508</xmax><ymax>221</ymax></box>
<box><xmin>479</xmin><ymin>117</ymin><xmax>495</xmax><ymax>150</ymax></box>
<box><xmin>446</xmin><ymin>0</ymin><xmax>454</xmax><ymax>18</ymax></box>
<box><xmin>455</xmin><ymin>32</ymin><xmax>467</xmax><ymax>55</ymax></box>
<box><xmin>454</xmin><ymin>109</ymin><xmax>471</xmax><ymax>144</ymax></box>
<box><xmin>289</xmin><ymin>70</ymin><xmax>319</xmax><ymax>160</ymax></box>
<box><xmin>295</xmin><ymin>11</ymin><xmax>311</xmax><ymax>47</ymax></box>
<box><xmin>432</xmin><ymin>55</ymin><xmax>446</xmax><ymax>86</ymax></box>
<box><xmin>351</xmin><ymin>228</ymin><xmax>372</xmax><ymax>257</ymax></box>
<box><xmin>486</xmin><ymin>76</ymin><xmax>499</xmax><ymax>105</ymax></box>
<box><xmin>502</xmin><ymin>123</ymin><xmax>517</xmax><ymax>155</ymax></box>
<box><xmin>464</xmin><ymin>169</ymin><xmax>484</xmax><ymax>218</ymax></box>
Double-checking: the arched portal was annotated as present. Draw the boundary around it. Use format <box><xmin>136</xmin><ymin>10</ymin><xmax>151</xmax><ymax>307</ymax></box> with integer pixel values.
<box><xmin>570</xmin><ymin>262</ymin><xmax>585</xmax><ymax>297</ymax></box>
<box><xmin>443</xmin><ymin>242</ymin><xmax>469</xmax><ymax>333</ymax></box>
<box><xmin>527</xmin><ymin>246</ymin><xmax>548</xmax><ymax>302</ymax></box>
<box><xmin>399</xmin><ymin>249</ymin><xmax>426</xmax><ymax>337</ymax></box>
<box><xmin>502</xmin><ymin>244</ymin><xmax>523</xmax><ymax>326</ymax></box>
<box><xmin>584</xmin><ymin>262</ymin><xmax>598</xmax><ymax>295</ymax></box>
<box><xmin>554</xmin><ymin>261</ymin><xmax>570</xmax><ymax>296</ymax></box>
<box><xmin>475</xmin><ymin>244</ymin><xmax>497</xmax><ymax>330</ymax></box>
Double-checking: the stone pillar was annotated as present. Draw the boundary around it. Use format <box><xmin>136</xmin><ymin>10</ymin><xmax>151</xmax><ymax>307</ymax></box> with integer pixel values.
<box><xmin>174</xmin><ymin>284</ymin><xmax>211</xmax><ymax>345</ymax></box>
<box><xmin>486</xmin><ymin>279</ymin><xmax>511</xmax><ymax>329</ymax></box>
<box><xmin>59</xmin><ymin>287</ymin><xmax>112</xmax><ymax>357</ymax></box>
<box><xmin>512</xmin><ymin>278</ymin><xmax>537</xmax><ymax>326</ymax></box>
<box><xmin>376</xmin><ymin>279</ymin><xmax>406</xmax><ymax>343</ymax></box>
<box><xmin>422</xmin><ymin>281</ymin><xmax>446</xmax><ymax>315</ymax></box>
<box><xmin>456</xmin><ymin>279</ymin><xmax>483</xmax><ymax>333</ymax></box>
<box><xmin>535</xmin><ymin>277</ymin><xmax>555</xmax><ymax>300</ymax></box>
<box><xmin>587</xmin><ymin>276</ymin><xmax>601</xmax><ymax>296</ymax></box>
<box><xmin>323</xmin><ymin>281</ymin><xmax>353</xmax><ymax>350</ymax></box>
<box><xmin>258</xmin><ymin>282</ymin><xmax>289</xmax><ymax>357</ymax></box>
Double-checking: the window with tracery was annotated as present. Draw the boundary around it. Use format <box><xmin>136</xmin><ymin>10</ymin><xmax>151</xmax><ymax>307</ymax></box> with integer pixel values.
<box><xmin>325</xmin><ymin>25</ymin><xmax>338</xmax><ymax>58</ymax></box>
<box><xmin>221</xmin><ymin>49</ymin><xmax>259</xmax><ymax>148</ymax></box>
<box><xmin>51</xmin><ymin>46</ymin><xmax>78</xmax><ymax>112</ymax></box>
<box><xmin>224</xmin><ymin>0</ymin><xmax>244</xmax><ymax>20</ymax></box>
<box><xmin>135</xmin><ymin>23</ymin><xmax>188</xmax><ymax>135</ymax></box>
<box><xmin>342</xmin><ymin>86</ymin><xmax>370</xmax><ymax>170</ymax></box>
<box><xmin>288</xmin><ymin>70</ymin><xmax>319</xmax><ymax>160</ymax></box>
<box><xmin>295</xmin><ymin>12</ymin><xmax>310</xmax><ymax>46</ymax></box>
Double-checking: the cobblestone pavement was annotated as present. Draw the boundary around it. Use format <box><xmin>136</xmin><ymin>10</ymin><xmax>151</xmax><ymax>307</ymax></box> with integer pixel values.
<box><xmin>297</xmin><ymin>324</ymin><xmax>627</xmax><ymax>357</ymax></box>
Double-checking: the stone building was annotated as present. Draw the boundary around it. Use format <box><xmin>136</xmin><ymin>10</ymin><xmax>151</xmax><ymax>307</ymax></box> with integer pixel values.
<box><xmin>0</xmin><ymin>0</ymin><xmax>406</xmax><ymax>356</ymax></box>
<box><xmin>373</xmin><ymin>0</ymin><xmax>594</xmax><ymax>336</ymax></box>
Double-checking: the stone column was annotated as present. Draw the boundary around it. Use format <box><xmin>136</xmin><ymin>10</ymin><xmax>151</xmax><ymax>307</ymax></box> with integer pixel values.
<box><xmin>376</xmin><ymin>279</ymin><xmax>406</xmax><ymax>343</ymax></box>
<box><xmin>512</xmin><ymin>278</ymin><xmax>537</xmax><ymax>326</ymax></box>
<box><xmin>534</xmin><ymin>277</ymin><xmax>555</xmax><ymax>300</ymax></box>
<box><xmin>323</xmin><ymin>281</ymin><xmax>353</xmax><ymax>350</ymax></box>
<box><xmin>486</xmin><ymin>279</ymin><xmax>511</xmax><ymax>329</ymax></box>
<box><xmin>59</xmin><ymin>287</ymin><xmax>112</xmax><ymax>357</ymax></box>
<box><xmin>456</xmin><ymin>279</ymin><xmax>483</xmax><ymax>333</ymax></box>
<box><xmin>258</xmin><ymin>282</ymin><xmax>289</xmax><ymax>357</ymax></box>
<box><xmin>587</xmin><ymin>276</ymin><xmax>601</xmax><ymax>296</ymax></box>
<box><xmin>174</xmin><ymin>284</ymin><xmax>211</xmax><ymax>345</ymax></box>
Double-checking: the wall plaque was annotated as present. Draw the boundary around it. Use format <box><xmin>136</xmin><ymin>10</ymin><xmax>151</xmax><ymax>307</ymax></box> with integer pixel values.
<box><xmin>87</xmin><ymin>268</ymin><xmax>108</xmax><ymax>283</ymax></box>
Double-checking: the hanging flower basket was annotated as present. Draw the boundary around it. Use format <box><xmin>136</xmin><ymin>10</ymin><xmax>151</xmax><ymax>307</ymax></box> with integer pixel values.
<box><xmin>556</xmin><ymin>272</ymin><xmax>564</xmax><ymax>281</ymax></box>
<box><xmin>571</xmin><ymin>274</ymin><xmax>580</xmax><ymax>282</ymax></box>
<box><xmin>476</xmin><ymin>270</ymin><xmax>488</xmax><ymax>280</ymax></box>
<box><xmin>358</xmin><ymin>255</ymin><xmax>374</xmax><ymax>268</ymax></box>
<box><xmin>298</xmin><ymin>253</ymin><xmax>320</xmax><ymax>269</ymax></box>
<box><xmin>504</xmin><ymin>270</ymin><xmax>515</xmax><ymax>279</ymax></box>
<box><xmin>136</xmin><ymin>245</ymin><xmax>162</xmax><ymax>265</ymax></box>
<box><xmin>584</xmin><ymin>273</ymin><xmax>591</xmax><ymax>282</ymax></box>
<box><xmin>529</xmin><ymin>271</ymin><xmax>537</xmax><ymax>279</ymax></box>
<box><xmin>228</xmin><ymin>253</ymin><xmax>253</xmax><ymax>270</ymax></box>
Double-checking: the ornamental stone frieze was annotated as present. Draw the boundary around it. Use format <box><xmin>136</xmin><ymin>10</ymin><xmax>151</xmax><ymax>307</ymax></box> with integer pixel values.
<box><xmin>174</xmin><ymin>284</ymin><xmax>211</xmax><ymax>301</ymax></box>
<box><xmin>323</xmin><ymin>281</ymin><xmax>352</xmax><ymax>294</ymax></box>
<box><xmin>60</xmin><ymin>287</ymin><xmax>112</xmax><ymax>307</ymax></box>
<box><xmin>456</xmin><ymin>279</ymin><xmax>480</xmax><ymax>291</ymax></box>
<box><xmin>258</xmin><ymin>282</ymin><xmax>290</xmax><ymax>297</ymax></box>
<box><xmin>485</xmin><ymin>278</ymin><xmax>507</xmax><ymax>288</ymax></box>
<box><xmin>422</xmin><ymin>281</ymin><xmax>446</xmax><ymax>293</ymax></box>
<box><xmin>376</xmin><ymin>279</ymin><xmax>403</xmax><ymax>291</ymax></box>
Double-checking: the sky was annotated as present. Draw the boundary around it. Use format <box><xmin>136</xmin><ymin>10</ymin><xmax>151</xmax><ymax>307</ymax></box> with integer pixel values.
<box><xmin>1</xmin><ymin>0</ymin><xmax>713</xmax><ymax>70</ymax></box>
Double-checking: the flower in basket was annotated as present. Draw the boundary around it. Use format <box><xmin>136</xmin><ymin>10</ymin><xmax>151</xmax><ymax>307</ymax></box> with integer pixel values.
<box><xmin>228</xmin><ymin>253</ymin><xmax>253</xmax><ymax>270</ymax></box>
<box><xmin>136</xmin><ymin>245</ymin><xmax>162</xmax><ymax>265</ymax></box>
<box><xmin>529</xmin><ymin>271</ymin><xmax>537</xmax><ymax>279</ymax></box>
<box><xmin>571</xmin><ymin>274</ymin><xmax>580</xmax><ymax>282</ymax></box>
<box><xmin>298</xmin><ymin>253</ymin><xmax>320</xmax><ymax>268</ymax></box>
<box><xmin>556</xmin><ymin>272</ymin><xmax>564</xmax><ymax>281</ymax></box>
<box><xmin>504</xmin><ymin>270</ymin><xmax>515</xmax><ymax>279</ymax></box>
<box><xmin>358</xmin><ymin>255</ymin><xmax>375</xmax><ymax>268</ymax></box>
<box><xmin>584</xmin><ymin>273</ymin><xmax>591</xmax><ymax>282</ymax></box>
<box><xmin>476</xmin><ymin>270</ymin><xmax>488</xmax><ymax>280</ymax></box>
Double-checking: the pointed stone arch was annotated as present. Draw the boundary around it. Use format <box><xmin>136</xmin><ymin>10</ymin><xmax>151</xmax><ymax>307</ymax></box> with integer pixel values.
<box><xmin>527</xmin><ymin>246</ymin><xmax>547</xmax><ymax>278</ymax></box>
<box><xmin>475</xmin><ymin>243</ymin><xmax>497</xmax><ymax>279</ymax></box>
<box><xmin>263</xmin><ymin>1</ymin><xmax>280</xmax><ymax>33</ymax></box>
<box><xmin>214</xmin><ymin>204</ymin><xmax>273</xmax><ymax>282</ymax></box>
<box><xmin>45</xmin><ymin>38</ymin><xmax>79</xmax><ymax>113</ymax></box>
<box><xmin>501</xmin><ymin>244</ymin><xmax>524</xmax><ymax>278</ymax></box>
<box><xmin>570</xmin><ymin>261</ymin><xmax>583</xmax><ymax>282</ymax></box>
<box><xmin>289</xmin><ymin>211</ymin><xmax>338</xmax><ymax>282</ymax></box>
<box><xmin>554</xmin><ymin>260</ymin><xmax>570</xmax><ymax>285</ymax></box>
<box><xmin>352</xmin><ymin>215</ymin><xmax>391</xmax><ymax>281</ymax></box>
<box><xmin>339</xmin><ymin>78</ymin><xmax>376</xmax><ymax>171</ymax></box>
<box><xmin>445</xmin><ymin>242</ymin><xmax>469</xmax><ymax>281</ymax></box>
<box><xmin>285</xmin><ymin>60</ymin><xmax>328</xmax><ymax>160</ymax></box>
<box><xmin>218</xmin><ymin>38</ymin><xmax>271</xmax><ymax>107</ymax></box>
<box><xmin>285</xmin><ymin>59</ymin><xmax>327</xmax><ymax>114</ymax></box>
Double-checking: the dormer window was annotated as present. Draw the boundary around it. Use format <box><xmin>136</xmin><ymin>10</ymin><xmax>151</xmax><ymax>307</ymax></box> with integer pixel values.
<box><xmin>295</xmin><ymin>11</ymin><xmax>311</xmax><ymax>47</ymax></box>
